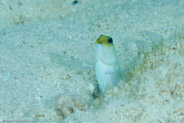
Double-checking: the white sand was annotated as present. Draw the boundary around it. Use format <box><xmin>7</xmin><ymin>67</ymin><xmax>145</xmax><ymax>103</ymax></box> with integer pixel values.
<box><xmin>0</xmin><ymin>0</ymin><xmax>184</xmax><ymax>122</ymax></box>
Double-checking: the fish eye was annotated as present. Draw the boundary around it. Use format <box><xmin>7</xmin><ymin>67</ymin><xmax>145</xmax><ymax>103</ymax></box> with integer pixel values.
<box><xmin>108</xmin><ymin>38</ymin><xmax>113</xmax><ymax>44</ymax></box>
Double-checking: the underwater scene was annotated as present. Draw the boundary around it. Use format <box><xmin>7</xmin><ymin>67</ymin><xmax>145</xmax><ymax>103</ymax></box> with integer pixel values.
<box><xmin>0</xmin><ymin>0</ymin><xmax>184</xmax><ymax>122</ymax></box>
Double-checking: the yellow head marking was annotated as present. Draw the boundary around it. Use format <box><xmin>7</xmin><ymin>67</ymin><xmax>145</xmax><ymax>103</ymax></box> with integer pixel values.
<box><xmin>96</xmin><ymin>35</ymin><xmax>113</xmax><ymax>46</ymax></box>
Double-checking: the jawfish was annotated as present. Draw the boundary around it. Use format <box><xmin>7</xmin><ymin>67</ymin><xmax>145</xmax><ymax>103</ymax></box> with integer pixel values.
<box><xmin>95</xmin><ymin>35</ymin><xmax>120</xmax><ymax>93</ymax></box>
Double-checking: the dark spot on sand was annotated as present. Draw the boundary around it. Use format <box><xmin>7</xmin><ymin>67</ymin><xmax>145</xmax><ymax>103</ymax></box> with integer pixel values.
<box><xmin>72</xmin><ymin>0</ymin><xmax>78</xmax><ymax>5</ymax></box>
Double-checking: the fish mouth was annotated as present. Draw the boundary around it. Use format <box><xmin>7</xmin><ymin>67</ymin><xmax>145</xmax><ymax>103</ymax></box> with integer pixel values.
<box><xmin>95</xmin><ymin>44</ymin><xmax>118</xmax><ymax>65</ymax></box>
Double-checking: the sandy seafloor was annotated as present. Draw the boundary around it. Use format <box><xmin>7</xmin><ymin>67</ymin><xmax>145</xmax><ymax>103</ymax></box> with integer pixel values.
<box><xmin>0</xmin><ymin>0</ymin><xmax>184</xmax><ymax>123</ymax></box>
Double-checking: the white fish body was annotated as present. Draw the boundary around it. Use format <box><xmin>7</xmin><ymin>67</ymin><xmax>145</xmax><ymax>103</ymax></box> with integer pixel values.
<box><xmin>95</xmin><ymin>35</ymin><xmax>120</xmax><ymax>93</ymax></box>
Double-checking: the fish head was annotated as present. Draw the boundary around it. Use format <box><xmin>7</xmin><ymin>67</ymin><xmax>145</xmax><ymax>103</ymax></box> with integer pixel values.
<box><xmin>95</xmin><ymin>35</ymin><xmax>118</xmax><ymax>64</ymax></box>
